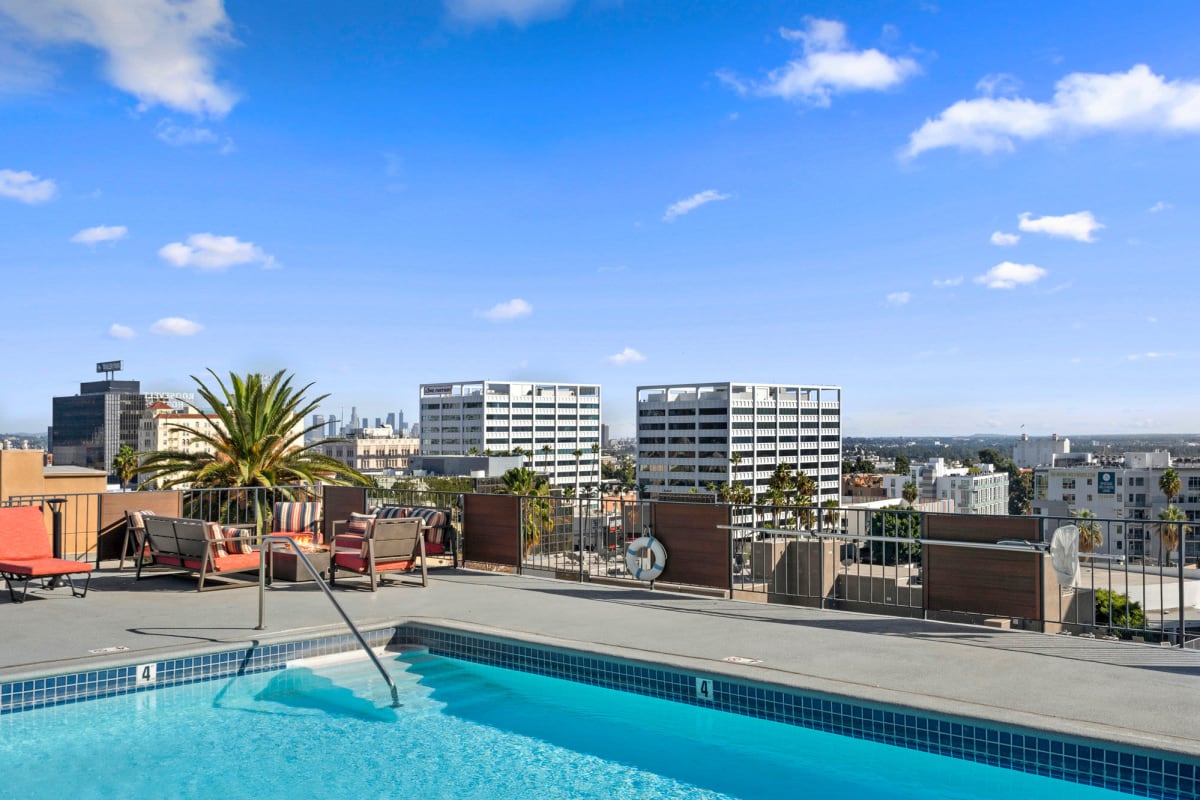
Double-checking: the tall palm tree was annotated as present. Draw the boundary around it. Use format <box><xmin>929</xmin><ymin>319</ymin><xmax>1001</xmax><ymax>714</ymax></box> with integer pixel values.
<box><xmin>541</xmin><ymin>444</ymin><xmax>553</xmax><ymax>475</ymax></box>
<box><xmin>112</xmin><ymin>444</ymin><xmax>139</xmax><ymax>490</ymax></box>
<box><xmin>796</xmin><ymin>471</ymin><xmax>818</xmax><ymax>528</ymax></box>
<box><xmin>901</xmin><ymin>480</ymin><xmax>919</xmax><ymax>507</ymax></box>
<box><xmin>821</xmin><ymin>499</ymin><xmax>841</xmax><ymax>531</ymax></box>
<box><xmin>1154</xmin><ymin>505</ymin><xmax>1188</xmax><ymax>564</ymax></box>
<box><xmin>1072</xmin><ymin>508</ymin><xmax>1103</xmax><ymax>553</ymax></box>
<box><xmin>573</xmin><ymin>448</ymin><xmax>583</xmax><ymax>499</ymax></box>
<box><xmin>136</xmin><ymin>369</ymin><xmax>371</xmax><ymax>502</ymax></box>
<box><xmin>498</xmin><ymin>466</ymin><xmax>552</xmax><ymax>554</ymax></box>
<box><xmin>1160</xmin><ymin>468</ymin><xmax>1182</xmax><ymax>505</ymax></box>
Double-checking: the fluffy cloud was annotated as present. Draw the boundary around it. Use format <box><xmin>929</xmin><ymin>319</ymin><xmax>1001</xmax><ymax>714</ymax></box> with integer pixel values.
<box><xmin>477</xmin><ymin>298</ymin><xmax>532</xmax><ymax>321</ymax></box>
<box><xmin>1127</xmin><ymin>351</ymin><xmax>1173</xmax><ymax>361</ymax></box>
<box><xmin>990</xmin><ymin>231</ymin><xmax>1020</xmax><ymax>246</ymax></box>
<box><xmin>906</xmin><ymin>64</ymin><xmax>1200</xmax><ymax>158</ymax></box>
<box><xmin>1018</xmin><ymin>211</ymin><xmax>1102</xmax><ymax>242</ymax></box>
<box><xmin>720</xmin><ymin>18</ymin><xmax>919</xmax><ymax>107</ymax></box>
<box><xmin>155</xmin><ymin>119</ymin><xmax>233</xmax><ymax>152</ymax></box>
<box><xmin>71</xmin><ymin>224</ymin><xmax>127</xmax><ymax>244</ymax></box>
<box><xmin>159</xmin><ymin>233</ymin><xmax>277</xmax><ymax>270</ymax></box>
<box><xmin>607</xmin><ymin>347</ymin><xmax>646</xmax><ymax>366</ymax></box>
<box><xmin>885</xmin><ymin>291</ymin><xmax>911</xmax><ymax>306</ymax></box>
<box><xmin>0</xmin><ymin>168</ymin><xmax>56</xmax><ymax>203</ymax></box>
<box><xmin>663</xmin><ymin>189</ymin><xmax>730</xmax><ymax>222</ymax></box>
<box><xmin>444</xmin><ymin>0</ymin><xmax>571</xmax><ymax>25</ymax></box>
<box><xmin>932</xmin><ymin>276</ymin><xmax>963</xmax><ymax>288</ymax></box>
<box><xmin>108</xmin><ymin>323</ymin><xmax>135</xmax><ymax>339</ymax></box>
<box><xmin>974</xmin><ymin>261</ymin><xmax>1047</xmax><ymax>289</ymax></box>
<box><xmin>0</xmin><ymin>0</ymin><xmax>238</xmax><ymax>116</ymax></box>
<box><xmin>1148</xmin><ymin>200</ymin><xmax>1172</xmax><ymax>213</ymax></box>
<box><xmin>150</xmin><ymin>317</ymin><xmax>202</xmax><ymax>336</ymax></box>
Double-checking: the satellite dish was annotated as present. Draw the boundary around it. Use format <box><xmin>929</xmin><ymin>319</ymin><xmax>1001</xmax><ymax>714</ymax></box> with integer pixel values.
<box><xmin>1049</xmin><ymin>525</ymin><xmax>1079</xmax><ymax>588</ymax></box>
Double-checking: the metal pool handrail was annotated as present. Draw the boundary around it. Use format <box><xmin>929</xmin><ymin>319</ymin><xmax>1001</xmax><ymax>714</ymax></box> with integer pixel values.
<box><xmin>255</xmin><ymin>535</ymin><xmax>400</xmax><ymax>708</ymax></box>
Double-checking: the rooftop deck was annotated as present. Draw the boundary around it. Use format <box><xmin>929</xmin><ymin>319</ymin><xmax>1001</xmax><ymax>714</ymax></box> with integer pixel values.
<box><xmin>4</xmin><ymin>566</ymin><xmax>1199</xmax><ymax>759</ymax></box>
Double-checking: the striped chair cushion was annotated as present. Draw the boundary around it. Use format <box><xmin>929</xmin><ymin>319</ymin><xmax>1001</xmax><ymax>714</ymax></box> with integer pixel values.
<box><xmin>407</xmin><ymin>508</ymin><xmax>447</xmax><ymax>545</ymax></box>
<box><xmin>203</xmin><ymin>522</ymin><xmax>229</xmax><ymax>559</ymax></box>
<box><xmin>127</xmin><ymin>509</ymin><xmax>156</xmax><ymax>530</ymax></box>
<box><xmin>272</xmin><ymin>502</ymin><xmax>322</xmax><ymax>534</ymax></box>
<box><xmin>346</xmin><ymin>512</ymin><xmax>375</xmax><ymax>536</ymax></box>
<box><xmin>221</xmin><ymin>526</ymin><xmax>250</xmax><ymax>555</ymax></box>
<box><xmin>370</xmin><ymin>505</ymin><xmax>408</xmax><ymax>520</ymax></box>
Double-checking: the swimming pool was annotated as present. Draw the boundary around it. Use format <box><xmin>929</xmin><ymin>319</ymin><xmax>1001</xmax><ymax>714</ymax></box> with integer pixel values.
<box><xmin>0</xmin><ymin>625</ymin><xmax>1196</xmax><ymax>799</ymax></box>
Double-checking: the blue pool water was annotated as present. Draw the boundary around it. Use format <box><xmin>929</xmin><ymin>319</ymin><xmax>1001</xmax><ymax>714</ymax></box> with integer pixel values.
<box><xmin>0</xmin><ymin>650</ymin><xmax>1138</xmax><ymax>799</ymax></box>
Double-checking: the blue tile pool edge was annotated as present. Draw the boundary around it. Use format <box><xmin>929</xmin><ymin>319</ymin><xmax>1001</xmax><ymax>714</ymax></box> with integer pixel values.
<box><xmin>2</xmin><ymin>621</ymin><xmax>1197</xmax><ymax>800</ymax></box>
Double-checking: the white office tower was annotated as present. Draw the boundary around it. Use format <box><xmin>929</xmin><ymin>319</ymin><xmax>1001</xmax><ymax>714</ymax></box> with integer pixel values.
<box><xmin>635</xmin><ymin>382</ymin><xmax>842</xmax><ymax>501</ymax></box>
<box><xmin>419</xmin><ymin>381</ymin><xmax>602</xmax><ymax>488</ymax></box>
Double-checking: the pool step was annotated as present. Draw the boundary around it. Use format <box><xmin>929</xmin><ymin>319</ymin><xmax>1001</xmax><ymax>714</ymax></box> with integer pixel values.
<box><xmin>287</xmin><ymin>643</ymin><xmax>428</xmax><ymax>670</ymax></box>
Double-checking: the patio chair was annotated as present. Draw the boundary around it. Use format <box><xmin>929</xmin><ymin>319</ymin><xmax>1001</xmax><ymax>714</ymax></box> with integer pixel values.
<box><xmin>0</xmin><ymin>505</ymin><xmax>94</xmax><ymax>603</ymax></box>
<box><xmin>329</xmin><ymin>517</ymin><xmax>427</xmax><ymax>591</ymax></box>
<box><xmin>119</xmin><ymin>509</ymin><xmax>156</xmax><ymax>571</ymax></box>
<box><xmin>271</xmin><ymin>501</ymin><xmax>323</xmax><ymax>546</ymax></box>
<box><xmin>137</xmin><ymin>515</ymin><xmax>261</xmax><ymax>591</ymax></box>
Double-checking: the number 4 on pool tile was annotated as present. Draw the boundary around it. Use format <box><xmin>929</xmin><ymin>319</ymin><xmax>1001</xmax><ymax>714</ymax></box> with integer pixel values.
<box><xmin>695</xmin><ymin>677</ymin><xmax>713</xmax><ymax>701</ymax></box>
<box><xmin>136</xmin><ymin>664</ymin><xmax>157</xmax><ymax>686</ymax></box>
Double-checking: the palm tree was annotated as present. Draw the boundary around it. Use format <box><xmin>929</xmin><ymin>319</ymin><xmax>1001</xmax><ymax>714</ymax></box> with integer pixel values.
<box><xmin>821</xmin><ymin>499</ymin><xmax>841</xmax><ymax>531</ymax></box>
<box><xmin>498</xmin><ymin>466</ymin><xmax>552</xmax><ymax>555</ymax></box>
<box><xmin>468</xmin><ymin>446</ymin><xmax>479</xmax><ymax>456</ymax></box>
<box><xmin>572</xmin><ymin>448</ymin><xmax>583</xmax><ymax>499</ymax></box>
<box><xmin>901</xmin><ymin>480</ymin><xmax>919</xmax><ymax>507</ymax></box>
<box><xmin>1160</xmin><ymin>468</ymin><xmax>1182</xmax><ymax>505</ymax></box>
<box><xmin>112</xmin><ymin>444</ymin><xmax>140</xmax><ymax>490</ymax></box>
<box><xmin>1154</xmin><ymin>505</ymin><xmax>1188</xmax><ymax>565</ymax></box>
<box><xmin>541</xmin><ymin>444</ymin><xmax>553</xmax><ymax>475</ymax></box>
<box><xmin>1072</xmin><ymin>508</ymin><xmax>1103</xmax><ymax>553</ymax></box>
<box><xmin>796</xmin><ymin>471</ymin><xmax>818</xmax><ymax>528</ymax></box>
<box><xmin>136</xmin><ymin>370</ymin><xmax>370</xmax><ymax>519</ymax></box>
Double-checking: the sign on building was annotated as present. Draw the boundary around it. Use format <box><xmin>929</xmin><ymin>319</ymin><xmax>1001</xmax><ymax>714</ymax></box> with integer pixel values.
<box><xmin>1098</xmin><ymin>471</ymin><xmax>1116</xmax><ymax>495</ymax></box>
<box><xmin>423</xmin><ymin>384</ymin><xmax>453</xmax><ymax>396</ymax></box>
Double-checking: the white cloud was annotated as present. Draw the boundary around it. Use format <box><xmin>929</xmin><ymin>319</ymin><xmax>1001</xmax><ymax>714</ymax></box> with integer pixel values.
<box><xmin>974</xmin><ymin>261</ymin><xmax>1047</xmax><ymax>289</ymax></box>
<box><xmin>1018</xmin><ymin>211</ymin><xmax>1103</xmax><ymax>242</ymax></box>
<box><xmin>607</xmin><ymin>347</ymin><xmax>646</xmax><ymax>366</ymax></box>
<box><xmin>477</xmin><ymin>298</ymin><xmax>532</xmax><ymax>321</ymax></box>
<box><xmin>990</xmin><ymin>231</ymin><xmax>1020</xmax><ymax>246</ymax></box>
<box><xmin>932</xmin><ymin>276</ymin><xmax>963</xmax><ymax>288</ymax></box>
<box><xmin>0</xmin><ymin>168</ymin><xmax>56</xmax><ymax>203</ymax></box>
<box><xmin>721</xmin><ymin>18</ymin><xmax>919</xmax><ymax>107</ymax></box>
<box><xmin>108</xmin><ymin>323</ymin><xmax>135</xmax><ymax>339</ymax></box>
<box><xmin>0</xmin><ymin>0</ymin><xmax>238</xmax><ymax>116</ymax></box>
<box><xmin>444</xmin><ymin>0</ymin><xmax>571</xmax><ymax>25</ymax></box>
<box><xmin>70</xmin><ymin>224</ymin><xmax>127</xmax><ymax>244</ymax></box>
<box><xmin>1148</xmin><ymin>200</ymin><xmax>1172</xmax><ymax>213</ymax></box>
<box><xmin>155</xmin><ymin>119</ymin><xmax>233</xmax><ymax>152</ymax></box>
<box><xmin>663</xmin><ymin>189</ymin><xmax>730</xmax><ymax>222</ymax></box>
<box><xmin>885</xmin><ymin>291</ymin><xmax>911</xmax><ymax>306</ymax></box>
<box><xmin>906</xmin><ymin>64</ymin><xmax>1200</xmax><ymax>158</ymax></box>
<box><xmin>150</xmin><ymin>316</ymin><xmax>202</xmax><ymax>336</ymax></box>
<box><xmin>1147</xmin><ymin>316</ymin><xmax>1158</xmax><ymax>323</ymax></box>
<box><xmin>1127</xmin><ymin>351</ymin><xmax>1173</xmax><ymax>361</ymax></box>
<box><xmin>158</xmin><ymin>233</ymin><xmax>277</xmax><ymax>271</ymax></box>
<box><xmin>975</xmin><ymin>72</ymin><xmax>1020</xmax><ymax>97</ymax></box>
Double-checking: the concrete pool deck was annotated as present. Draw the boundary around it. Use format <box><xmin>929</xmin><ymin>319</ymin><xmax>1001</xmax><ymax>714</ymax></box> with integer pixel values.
<box><xmin>2</xmin><ymin>567</ymin><xmax>1199</xmax><ymax>758</ymax></box>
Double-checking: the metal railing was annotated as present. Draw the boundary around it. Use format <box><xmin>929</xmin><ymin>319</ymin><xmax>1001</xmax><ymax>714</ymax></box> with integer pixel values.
<box><xmin>518</xmin><ymin>496</ymin><xmax>651</xmax><ymax>581</ymax></box>
<box><xmin>255</xmin><ymin>535</ymin><xmax>400</xmax><ymax>708</ymax></box>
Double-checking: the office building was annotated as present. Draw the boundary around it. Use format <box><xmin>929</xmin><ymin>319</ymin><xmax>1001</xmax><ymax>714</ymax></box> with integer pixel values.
<box><xmin>51</xmin><ymin>377</ymin><xmax>145</xmax><ymax>475</ymax></box>
<box><xmin>419</xmin><ymin>380</ymin><xmax>602</xmax><ymax>488</ymax></box>
<box><xmin>313</xmin><ymin>424</ymin><xmax>419</xmax><ymax>473</ymax></box>
<box><xmin>1013</xmin><ymin>433</ymin><xmax>1072</xmax><ymax>469</ymax></box>
<box><xmin>881</xmin><ymin>458</ymin><xmax>1008</xmax><ymax>515</ymax></box>
<box><xmin>635</xmin><ymin>382</ymin><xmax>841</xmax><ymax>501</ymax></box>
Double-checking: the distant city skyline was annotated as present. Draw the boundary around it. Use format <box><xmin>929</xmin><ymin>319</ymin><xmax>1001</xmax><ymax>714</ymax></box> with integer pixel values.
<box><xmin>2</xmin><ymin>2</ymin><xmax>1198</xmax><ymax>437</ymax></box>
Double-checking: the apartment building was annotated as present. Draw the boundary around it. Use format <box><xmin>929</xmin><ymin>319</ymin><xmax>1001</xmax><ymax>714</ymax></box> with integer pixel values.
<box><xmin>1012</xmin><ymin>433</ymin><xmax>1071</xmax><ymax>469</ymax></box>
<box><xmin>313</xmin><ymin>424</ymin><xmax>419</xmax><ymax>473</ymax></box>
<box><xmin>1032</xmin><ymin>451</ymin><xmax>1200</xmax><ymax>561</ymax></box>
<box><xmin>881</xmin><ymin>458</ymin><xmax>1008</xmax><ymax>515</ymax></box>
<box><xmin>634</xmin><ymin>382</ymin><xmax>842</xmax><ymax>501</ymax></box>
<box><xmin>419</xmin><ymin>380</ymin><xmax>602</xmax><ymax>488</ymax></box>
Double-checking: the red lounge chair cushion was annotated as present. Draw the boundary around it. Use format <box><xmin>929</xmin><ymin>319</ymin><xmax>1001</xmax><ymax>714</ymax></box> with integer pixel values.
<box><xmin>346</xmin><ymin>513</ymin><xmax>375</xmax><ymax>536</ymax></box>
<box><xmin>0</xmin><ymin>506</ymin><xmax>53</xmax><ymax>560</ymax></box>
<box><xmin>155</xmin><ymin>553</ymin><xmax>260</xmax><ymax>572</ymax></box>
<box><xmin>332</xmin><ymin>554</ymin><xmax>414</xmax><ymax>573</ymax></box>
<box><xmin>0</xmin><ymin>557</ymin><xmax>93</xmax><ymax>577</ymax></box>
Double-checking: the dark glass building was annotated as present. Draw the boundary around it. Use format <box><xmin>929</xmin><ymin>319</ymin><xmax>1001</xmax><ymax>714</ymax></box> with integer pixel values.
<box><xmin>51</xmin><ymin>379</ymin><xmax>145</xmax><ymax>474</ymax></box>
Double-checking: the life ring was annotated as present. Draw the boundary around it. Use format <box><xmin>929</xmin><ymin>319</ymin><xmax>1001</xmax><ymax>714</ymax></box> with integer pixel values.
<box><xmin>626</xmin><ymin>536</ymin><xmax>667</xmax><ymax>581</ymax></box>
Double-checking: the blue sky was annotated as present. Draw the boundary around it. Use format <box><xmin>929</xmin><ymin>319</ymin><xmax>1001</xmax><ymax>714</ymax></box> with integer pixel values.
<box><xmin>1</xmin><ymin>0</ymin><xmax>1198</xmax><ymax>437</ymax></box>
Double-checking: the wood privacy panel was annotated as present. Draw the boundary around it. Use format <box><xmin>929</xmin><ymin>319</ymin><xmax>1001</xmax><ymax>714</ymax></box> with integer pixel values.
<box><xmin>98</xmin><ymin>491</ymin><xmax>182</xmax><ymax>560</ymax></box>
<box><xmin>322</xmin><ymin>486</ymin><xmax>367</xmax><ymax>543</ymax></box>
<box><xmin>923</xmin><ymin>514</ymin><xmax>1045</xmax><ymax>620</ymax></box>
<box><xmin>463</xmin><ymin>493</ymin><xmax>521</xmax><ymax>568</ymax></box>
<box><xmin>651</xmin><ymin>502</ymin><xmax>731</xmax><ymax>591</ymax></box>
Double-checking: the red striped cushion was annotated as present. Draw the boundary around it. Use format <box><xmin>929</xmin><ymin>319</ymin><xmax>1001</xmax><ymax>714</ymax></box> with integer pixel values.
<box><xmin>272</xmin><ymin>502</ymin><xmax>322</xmax><ymax>534</ymax></box>
<box><xmin>203</xmin><ymin>522</ymin><xmax>228</xmax><ymax>559</ymax></box>
<box><xmin>346</xmin><ymin>512</ymin><xmax>375</xmax><ymax>536</ymax></box>
<box><xmin>222</xmin><ymin>526</ymin><xmax>250</xmax><ymax>554</ymax></box>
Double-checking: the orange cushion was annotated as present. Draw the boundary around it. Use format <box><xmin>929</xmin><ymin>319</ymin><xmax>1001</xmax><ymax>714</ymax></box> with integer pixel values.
<box><xmin>0</xmin><ymin>557</ymin><xmax>93</xmax><ymax>577</ymax></box>
<box><xmin>0</xmin><ymin>506</ymin><xmax>51</xmax><ymax>560</ymax></box>
<box><xmin>333</xmin><ymin>554</ymin><xmax>414</xmax><ymax>573</ymax></box>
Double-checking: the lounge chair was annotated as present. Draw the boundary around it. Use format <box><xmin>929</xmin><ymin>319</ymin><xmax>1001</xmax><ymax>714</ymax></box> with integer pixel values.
<box><xmin>270</xmin><ymin>501</ymin><xmax>323</xmax><ymax>546</ymax></box>
<box><xmin>329</xmin><ymin>517</ymin><xmax>427</xmax><ymax>591</ymax></box>
<box><xmin>0</xmin><ymin>505</ymin><xmax>94</xmax><ymax>603</ymax></box>
<box><xmin>137</xmin><ymin>515</ymin><xmax>260</xmax><ymax>591</ymax></box>
<box><xmin>119</xmin><ymin>509</ymin><xmax>156</xmax><ymax>571</ymax></box>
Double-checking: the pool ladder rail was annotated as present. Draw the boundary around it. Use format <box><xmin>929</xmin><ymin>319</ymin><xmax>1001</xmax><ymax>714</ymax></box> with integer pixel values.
<box><xmin>255</xmin><ymin>535</ymin><xmax>401</xmax><ymax>708</ymax></box>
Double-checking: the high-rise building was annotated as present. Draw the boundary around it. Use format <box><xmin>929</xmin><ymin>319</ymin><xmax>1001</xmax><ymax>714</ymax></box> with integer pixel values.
<box><xmin>635</xmin><ymin>382</ymin><xmax>841</xmax><ymax>501</ymax></box>
<box><xmin>326</xmin><ymin>417</ymin><xmax>338</xmax><ymax>437</ymax></box>
<box><xmin>51</xmin><ymin>377</ymin><xmax>145</xmax><ymax>474</ymax></box>
<box><xmin>348</xmin><ymin>406</ymin><xmax>360</xmax><ymax>430</ymax></box>
<box><xmin>385</xmin><ymin>412</ymin><xmax>396</xmax><ymax>429</ymax></box>
<box><xmin>601</xmin><ymin>423</ymin><xmax>611</xmax><ymax>449</ymax></box>
<box><xmin>419</xmin><ymin>380</ymin><xmax>601</xmax><ymax>488</ymax></box>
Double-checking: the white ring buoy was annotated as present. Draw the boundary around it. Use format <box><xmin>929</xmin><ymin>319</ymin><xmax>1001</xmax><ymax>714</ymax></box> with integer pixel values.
<box><xmin>626</xmin><ymin>536</ymin><xmax>667</xmax><ymax>582</ymax></box>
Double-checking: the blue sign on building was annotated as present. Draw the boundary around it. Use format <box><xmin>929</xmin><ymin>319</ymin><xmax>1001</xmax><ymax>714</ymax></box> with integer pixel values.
<box><xmin>1098</xmin><ymin>471</ymin><xmax>1116</xmax><ymax>495</ymax></box>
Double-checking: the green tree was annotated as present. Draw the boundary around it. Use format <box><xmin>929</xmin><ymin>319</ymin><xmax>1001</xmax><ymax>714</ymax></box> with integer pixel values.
<box><xmin>867</xmin><ymin>507</ymin><xmax>922</xmax><ymax>565</ymax></box>
<box><xmin>901</xmin><ymin>480</ymin><xmax>919</xmax><ymax>507</ymax></box>
<box><xmin>821</xmin><ymin>498</ymin><xmax>841</xmax><ymax>530</ymax></box>
<box><xmin>541</xmin><ymin>444</ymin><xmax>553</xmax><ymax>474</ymax></box>
<box><xmin>136</xmin><ymin>370</ymin><xmax>370</xmax><ymax>492</ymax></box>
<box><xmin>1095</xmin><ymin>589</ymin><xmax>1145</xmax><ymax>629</ymax></box>
<box><xmin>894</xmin><ymin>453</ymin><xmax>910</xmax><ymax>475</ymax></box>
<box><xmin>1072</xmin><ymin>508</ymin><xmax>1103</xmax><ymax>553</ymax></box>
<box><xmin>1154</xmin><ymin>505</ymin><xmax>1188</xmax><ymax>564</ymax></box>
<box><xmin>498</xmin><ymin>467</ymin><xmax>552</xmax><ymax>554</ymax></box>
<box><xmin>795</xmin><ymin>471</ymin><xmax>818</xmax><ymax>527</ymax></box>
<box><xmin>979</xmin><ymin>448</ymin><xmax>1031</xmax><ymax>515</ymax></box>
<box><xmin>112</xmin><ymin>444</ymin><xmax>140</xmax><ymax>490</ymax></box>
<box><xmin>1160</xmin><ymin>467</ymin><xmax>1182</xmax><ymax>505</ymax></box>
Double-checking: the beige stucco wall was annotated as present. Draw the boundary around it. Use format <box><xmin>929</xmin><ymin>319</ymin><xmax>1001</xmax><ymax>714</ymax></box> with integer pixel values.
<box><xmin>0</xmin><ymin>450</ymin><xmax>45</xmax><ymax>501</ymax></box>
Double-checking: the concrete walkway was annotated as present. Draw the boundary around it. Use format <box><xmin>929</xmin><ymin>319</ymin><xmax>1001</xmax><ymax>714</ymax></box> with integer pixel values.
<box><xmin>2</xmin><ymin>567</ymin><xmax>1199</xmax><ymax>758</ymax></box>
